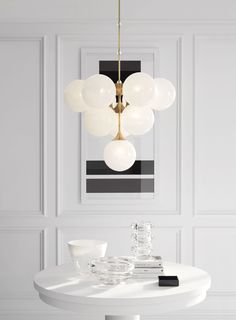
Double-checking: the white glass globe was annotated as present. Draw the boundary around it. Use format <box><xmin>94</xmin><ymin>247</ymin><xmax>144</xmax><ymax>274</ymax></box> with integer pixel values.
<box><xmin>64</xmin><ymin>80</ymin><xmax>89</xmax><ymax>112</ymax></box>
<box><xmin>109</xmin><ymin>113</ymin><xmax>130</xmax><ymax>138</ymax></box>
<box><xmin>123</xmin><ymin>72</ymin><xmax>155</xmax><ymax>107</ymax></box>
<box><xmin>150</xmin><ymin>78</ymin><xmax>176</xmax><ymax>111</ymax></box>
<box><xmin>122</xmin><ymin>105</ymin><xmax>154</xmax><ymax>135</ymax></box>
<box><xmin>84</xmin><ymin>107</ymin><xmax>116</xmax><ymax>137</ymax></box>
<box><xmin>104</xmin><ymin>140</ymin><xmax>136</xmax><ymax>172</ymax></box>
<box><xmin>82</xmin><ymin>74</ymin><xmax>116</xmax><ymax>109</ymax></box>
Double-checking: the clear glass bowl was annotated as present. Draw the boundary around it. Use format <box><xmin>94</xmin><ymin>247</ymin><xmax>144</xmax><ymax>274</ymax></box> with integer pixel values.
<box><xmin>89</xmin><ymin>257</ymin><xmax>134</xmax><ymax>285</ymax></box>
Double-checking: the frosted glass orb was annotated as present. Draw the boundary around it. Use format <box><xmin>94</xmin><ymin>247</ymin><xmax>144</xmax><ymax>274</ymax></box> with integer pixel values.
<box><xmin>104</xmin><ymin>140</ymin><xmax>136</xmax><ymax>172</ymax></box>
<box><xmin>82</xmin><ymin>74</ymin><xmax>116</xmax><ymax>109</ymax></box>
<box><xmin>84</xmin><ymin>107</ymin><xmax>116</xmax><ymax>137</ymax></box>
<box><xmin>109</xmin><ymin>113</ymin><xmax>130</xmax><ymax>138</ymax></box>
<box><xmin>64</xmin><ymin>80</ymin><xmax>89</xmax><ymax>112</ymax></box>
<box><xmin>123</xmin><ymin>72</ymin><xmax>155</xmax><ymax>107</ymax></box>
<box><xmin>122</xmin><ymin>105</ymin><xmax>154</xmax><ymax>135</ymax></box>
<box><xmin>150</xmin><ymin>78</ymin><xmax>176</xmax><ymax>110</ymax></box>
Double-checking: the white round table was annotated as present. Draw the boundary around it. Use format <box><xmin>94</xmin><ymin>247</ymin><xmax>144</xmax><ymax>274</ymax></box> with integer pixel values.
<box><xmin>34</xmin><ymin>262</ymin><xmax>211</xmax><ymax>320</ymax></box>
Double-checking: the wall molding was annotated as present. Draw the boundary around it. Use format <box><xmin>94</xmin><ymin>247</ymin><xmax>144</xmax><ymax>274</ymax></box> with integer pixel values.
<box><xmin>0</xmin><ymin>227</ymin><xmax>46</xmax><ymax>300</ymax></box>
<box><xmin>56</xmin><ymin>35</ymin><xmax>182</xmax><ymax>216</ymax></box>
<box><xmin>0</xmin><ymin>307</ymin><xmax>236</xmax><ymax>320</ymax></box>
<box><xmin>192</xmin><ymin>34</ymin><xmax>236</xmax><ymax>216</ymax></box>
<box><xmin>2</xmin><ymin>19</ymin><xmax>236</xmax><ymax>24</ymax></box>
<box><xmin>192</xmin><ymin>226</ymin><xmax>236</xmax><ymax>296</ymax></box>
<box><xmin>0</xmin><ymin>36</ymin><xmax>47</xmax><ymax>217</ymax></box>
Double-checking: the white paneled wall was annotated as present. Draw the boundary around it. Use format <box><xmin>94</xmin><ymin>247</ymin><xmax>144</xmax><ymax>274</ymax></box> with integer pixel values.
<box><xmin>0</xmin><ymin>228</ymin><xmax>45</xmax><ymax>299</ymax></box>
<box><xmin>0</xmin><ymin>19</ymin><xmax>236</xmax><ymax>320</ymax></box>
<box><xmin>0</xmin><ymin>37</ymin><xmax>44</xmax><ymax>214</ymax></box>
<box><xmin>57</xmin><ymin>227</ymin><xmax>181</xmax><ymax>265</ymax></box>
<box><xmin>193</xmin><ymin>227</ymin><xmax>236</xmax><ymax>293</ymax></box>
<box><xmin>194</xmin><ymin>35</ymin><xmax>236</xmax><ymax>214</ymax></box>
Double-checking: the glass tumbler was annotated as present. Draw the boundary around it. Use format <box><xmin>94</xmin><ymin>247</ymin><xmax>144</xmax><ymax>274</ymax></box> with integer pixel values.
<box><xmin>131</xmin><ymin>221</ymin><xmax>153</xmax><ymax>260</ymax></box>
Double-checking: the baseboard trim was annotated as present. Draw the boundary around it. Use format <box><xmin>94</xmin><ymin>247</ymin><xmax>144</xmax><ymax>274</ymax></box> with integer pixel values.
<box><xmin>0</xmin><ymin>310</ymin><xmax>236</xmax><ymax>320</ymax></box>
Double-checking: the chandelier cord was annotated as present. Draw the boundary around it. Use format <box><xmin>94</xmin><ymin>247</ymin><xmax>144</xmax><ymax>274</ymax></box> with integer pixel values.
<box><xmin>116</xmin><ymin>0</ymin><xmax>123</xmax><ymax>140</ymax></box>
<box><xmin>118</xmin><ymin>0</ymin><xmax>121</xmax><ymax>83</ymax></box>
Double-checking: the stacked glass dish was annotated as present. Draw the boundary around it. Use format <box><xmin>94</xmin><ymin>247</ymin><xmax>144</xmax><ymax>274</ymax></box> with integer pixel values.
<box><xmin>89</xmin><ymin>257</ymin><xmax>134</xmax><ymax>285</ymax></box>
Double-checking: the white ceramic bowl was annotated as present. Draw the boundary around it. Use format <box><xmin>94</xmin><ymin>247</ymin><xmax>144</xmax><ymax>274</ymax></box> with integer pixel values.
<box><xmin>67</xmin><ymin>239</ymin><xmax>107</xmax><ymax>274</ymax></box>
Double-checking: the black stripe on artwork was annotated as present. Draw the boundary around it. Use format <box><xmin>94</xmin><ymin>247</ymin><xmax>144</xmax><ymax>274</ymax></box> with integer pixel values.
<box><xmin>86</xmin><ymin>160</ymin><xmax>154</xmax><ymax>175</ymax></box>
<box><xmin>86</xmin><ymin>179</ymin><xmax>154</xmax><ymax>193</ymax></box>
<box><xmin>99</xmin><ymin>60</ymin><xmax>141</xmax><ymax>83</ymax></box>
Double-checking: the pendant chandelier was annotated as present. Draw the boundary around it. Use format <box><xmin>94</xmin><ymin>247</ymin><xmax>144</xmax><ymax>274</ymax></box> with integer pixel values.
<box><xmin>64</xmin><ymin>0</ymin><xmax>176</xmax><ymax>172</ymax></box>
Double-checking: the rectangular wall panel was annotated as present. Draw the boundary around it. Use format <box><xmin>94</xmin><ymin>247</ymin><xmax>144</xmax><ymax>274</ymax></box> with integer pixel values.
<box><xmin>0</xmin><ymin>228</ymin><xmax>45</xmax><ymax>299</ymax></box>
<box><xmin>194</xmin><ymin>36</ymin><xmax>236</xmax><ymax>214</ymax></box>
<box><xmin>58</xmin><ymin>38</ymin><xmax>180</xmax><ymax>214</ymax></box>
<box><xmin>57</xmin><ymin>227</ymin><xmax>181</xmax><ymax>264</ymax></box>
<box><xmin>193</xmin><ymin>227</ymin><xmax>236</xmax><ymax>293</ymax></box>
<box><xmin>0</xmin><ymin>38</ymin><xmax>44</xmax><ymax>215</ymax></box>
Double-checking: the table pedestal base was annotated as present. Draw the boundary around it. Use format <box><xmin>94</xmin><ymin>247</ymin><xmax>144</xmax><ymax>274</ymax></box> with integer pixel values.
<box><xmin>105</xmin><ymin>315</ymin><xmax>140</xmax><ymax>320</ymax></box>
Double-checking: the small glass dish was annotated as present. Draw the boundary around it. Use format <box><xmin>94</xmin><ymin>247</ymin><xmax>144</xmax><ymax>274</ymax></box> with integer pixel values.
<box><xmin>89</xmin><ymin>257</ymin><xmax>134</xmax><ymax>285</ymax></box>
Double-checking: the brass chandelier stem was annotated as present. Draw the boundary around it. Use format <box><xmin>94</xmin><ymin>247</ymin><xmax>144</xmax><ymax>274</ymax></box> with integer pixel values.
<box><xmin>114</xmin><ymin>0</ymin><xmax>125</xmax><ymax>141</ymax></box>
<box><xmin>117</xmin><ymin>0</ymin><xmax>121</xmax><ymax>83</ymax></box>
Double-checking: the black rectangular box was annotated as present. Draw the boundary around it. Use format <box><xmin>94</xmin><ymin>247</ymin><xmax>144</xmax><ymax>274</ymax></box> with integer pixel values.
<box><xmin>158</xmin><ymin>276</ymin><xmax>179</xmax><ymax>287</ymax></box>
